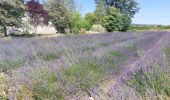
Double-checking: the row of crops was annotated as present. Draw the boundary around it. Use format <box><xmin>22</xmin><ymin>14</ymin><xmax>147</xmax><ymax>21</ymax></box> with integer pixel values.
<box><xmin>0</xmin><ymin>32</ymin><xmax>169</xmax><ymax>99</ymax></box>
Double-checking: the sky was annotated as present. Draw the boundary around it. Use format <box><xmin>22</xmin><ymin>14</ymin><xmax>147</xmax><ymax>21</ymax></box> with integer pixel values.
<box><xmin>76</xmin><ymin>0</ymin><xmax>170</xmax><ymax>25</ymax></box>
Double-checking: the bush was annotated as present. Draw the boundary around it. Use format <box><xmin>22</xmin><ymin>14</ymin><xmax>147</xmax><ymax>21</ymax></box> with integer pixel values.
<box><xmin>69</xmin><ymin>13</ymin><xmax>91</xmax><ymax>34</ymax></box>
<box><xmin>91</xmin><ymin>24</ymin><xmax>106</xmax><ymax>32</ymax></box>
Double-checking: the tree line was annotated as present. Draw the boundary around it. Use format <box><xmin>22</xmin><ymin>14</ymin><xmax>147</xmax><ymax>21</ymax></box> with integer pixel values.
<box><xmin>0</xmin><ymin>0</ymin><xmax>139</xmax><ymax>36</ymax></box>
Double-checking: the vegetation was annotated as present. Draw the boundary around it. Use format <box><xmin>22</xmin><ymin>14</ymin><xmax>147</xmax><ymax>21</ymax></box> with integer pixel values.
<box><xmin>1</xmin><ymin>0</ymin><xmax>170</xmax><ymax>100</ymax></box>
<box><xmin>0</xmin><ymin>0</ymin><xmax>24</xmax><ymax>36</ymax></box>
<box><xmin>129</xmin><ymin>25</ymin><xmax>170</xmax><ymax>32</ymax></box>
<box><xmin>0</xmin><ymin>0</ymin><xmax>140</xmax><ymax>35</ymax></box>
<box><xmin>26</xmin><ymin>0</ymin><xmax>48</xmax><ymax>30</ymax></box>
<box><xmin>94</xmin><ymin>0</ymin><xmax>139</xmax><ymax>32</ymax></box>
<box><xmin>85</xmin><ymin>13</ymin><xmax>98</xmax><ymax>25</ymax></box>
<box><xmin>0</xmin><ymin>32</ymin><xmax>169</xmax><ymax>99</ymax></box>
<box><xmin>125</xmin><ymin>66</ymin><xmax>170</xmax><ymax>98</ymax></box>
<box><xmin>95</xmin><ymin>0</ymin><xmax>139</xmax><ymax>17</ymax></box>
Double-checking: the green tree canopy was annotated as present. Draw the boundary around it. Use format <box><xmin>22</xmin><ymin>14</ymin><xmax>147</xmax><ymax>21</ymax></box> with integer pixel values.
<box><xmin>95</xmin><ymin>0</ymin><xmax>139</xmax><ymax>17</ymax></box>
<box><xmin>44</xmin><ymin>0</ymin><xmax>76</xmax><ymax>33</ymax></box>
<box><xmin>85</xmin><ymin>13</ymin><xmax>97</xmax><ymax>25</ymax></box>
<box><xmin>0</xmin><ymin>0</ymin><xmax>24</xmax><ymax>36</ymax></box>
<box><xmin>102</xmin><ymin>7</ymin><xmax>123</xmax><ymax>32</ymax></box>
<box><xmin>121</xmin><ymin>14</ymin><xmax>132</xmax><ymax>32</ymax></box>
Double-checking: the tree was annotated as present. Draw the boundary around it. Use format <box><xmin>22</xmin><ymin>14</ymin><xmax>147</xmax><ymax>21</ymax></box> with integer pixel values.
<box><xmin>102</xmin><ymin>7</ymin><xmax>123</xmax><ymax>32</ymax></box>
<box><xmin>26</xmin><ymin>0</ymin><xmax>48</xmax><ymax>32</ymax></box>
<box><xmin>121</xmin><ymin>14</ymin><xmax>132</xmax><ymax>32</ymax></box>
<box><xmin>44</xmin><ymin>0</ymin><xmax>76</xmax><ymax>33</ymax></box>
<box><xmin>85</xmin><ymin>13</ymin><xmax>97</xmax><ymax>25</ymax></box>
<box><xmin>0</xmin><ymin>0</ymin><xmax>24</xmax><ymax>36</ymax></box>
<box><xmin>95</xmin><ymin>0</ymin><xmax>139</xmax><ymax>17</ymax></box>
<box><xmin>94</xmin><ymin>0</ymin><xmax>106</xmax><ymax>24</ymax></box>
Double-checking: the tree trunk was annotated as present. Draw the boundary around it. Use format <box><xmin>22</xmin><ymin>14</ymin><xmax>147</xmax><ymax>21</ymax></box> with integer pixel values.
<box><xmin>4</xmin><ymin>26</ymin><xmax>7</xmax><ymax>36</ymax></box>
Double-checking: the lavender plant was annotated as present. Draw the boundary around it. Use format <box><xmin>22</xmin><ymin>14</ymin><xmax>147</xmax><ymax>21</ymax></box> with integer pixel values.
<box><xmin>0</xmin><ymin>31</ymin><xmax>169</xmax><ymax>99</ymax></box>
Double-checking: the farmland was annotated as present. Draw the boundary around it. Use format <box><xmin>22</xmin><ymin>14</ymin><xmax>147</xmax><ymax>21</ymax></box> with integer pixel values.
<box><xmin>0</xmin><ymin>32</ymin><xmax>170</xmax><ymax>99</ymax></box>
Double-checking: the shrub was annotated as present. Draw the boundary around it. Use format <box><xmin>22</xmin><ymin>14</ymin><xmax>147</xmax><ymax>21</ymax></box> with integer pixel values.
<box><xmin>91</xmin><ymin>24</ymin><xmax>106</xmax><ymax>32</ymax></box>
<box><xmin>68</xmin><ymin>13</ymin><xmax>91</xmax><ymax>34</ymax></box>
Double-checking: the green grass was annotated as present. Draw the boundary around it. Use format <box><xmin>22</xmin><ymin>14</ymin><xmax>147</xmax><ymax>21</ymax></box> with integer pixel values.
<box><xmin>125</xmin><ymin>66</ymin><xmax>170</xmax><ymax>98</ymax></box>
<box><xmin>0</xmin><ymin>58</ymin><xmax>25</xmax><ymax>71</ymax></box>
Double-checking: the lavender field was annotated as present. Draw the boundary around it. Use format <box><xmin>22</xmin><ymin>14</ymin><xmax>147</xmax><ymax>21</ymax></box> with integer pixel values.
<box><xmin>0</xmin><ymin>32</ymin><xmax>170</xmax><ymax>100</ymax></box>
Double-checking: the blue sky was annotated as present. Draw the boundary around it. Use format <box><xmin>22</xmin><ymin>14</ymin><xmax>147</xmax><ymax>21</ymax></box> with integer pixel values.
<box><xmin>76</xmin><ymin>0</ymin><xmax>170</xmax><ymax>25</ymax></box>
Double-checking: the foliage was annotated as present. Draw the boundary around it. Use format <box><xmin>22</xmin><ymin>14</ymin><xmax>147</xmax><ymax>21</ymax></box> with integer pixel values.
<box><xmin>102</xmin><ymin>7</ymin><xmax>123</xmax><ymax>32</ymax></box>
<box><xmin>129</xmin><ymin>25</ymin><xmax>170</xmax><ymax>32</ymax></box>
<box><xmin>26</xmin><ymin>0</ymin><xmax>48</xmax><ymax>28</ymax></box>
<box><xmin>90</xmin><ymin>24</ymin><xmax>106</xmax><ymax>32</ymax></box>
<box><xmin>95</xmin><ymin>0</ymin><xmax>139</xmax><ymax>17</ymax></box>
<box><xmin>121</xmin><ymin>14</ymin><xmax>132</xmax><ymax>32</ymax></box>
<box><xmin>0</xmin><ymin>0</ymin><xmax>24</xmax><ymax>36</ymax></box>
<box><xmin>102</xmin><ymin>7</ymin><xmax>132</xmax><ymax>32</ymax></box>
<box><xmin>94</xmin><ymin>0</ymin><xmax>138</xmax><ymax>32</ymax></box>
<box><xmin>44</xmin><ymin>0</ymin><xmax>76</xmax><ymax>33</ymax></box>
<box><xmin>85</xmin><ymin>13</ymin><xmax>97</xmax><ymax>25</ymax></box>
<box><xmin>94</xmin><ymin>0</ymin><xmax>106</xmax><ymax>24</ymax></box>
<box><xmin>68</xmin><ymin>13</ymin><xmax>91</xmax><ymax>34</ymax></box>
